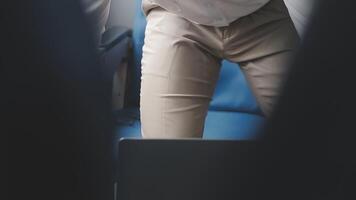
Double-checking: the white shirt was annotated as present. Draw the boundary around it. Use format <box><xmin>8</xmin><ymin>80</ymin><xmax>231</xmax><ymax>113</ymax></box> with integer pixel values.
<box><xmin>144</xmin><ymin>0</ymin><xmax>270</xmax><ymax>27</ymax></box>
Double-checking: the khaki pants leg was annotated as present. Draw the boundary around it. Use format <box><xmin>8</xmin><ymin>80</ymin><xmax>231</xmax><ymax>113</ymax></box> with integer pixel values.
<box><xmin>140</xmin><ymin>0</ymin><xmax>300</xmax><ymax>138</ymax></box>
<box><xmin>140</xmin><ymin>8</ymin><xmax>222</xmax><ymax>138</ymax></box>
<box><xmin>225</xmin><ymin>0</ymin><xmax>300</xmax><ymax>116</ymax></box>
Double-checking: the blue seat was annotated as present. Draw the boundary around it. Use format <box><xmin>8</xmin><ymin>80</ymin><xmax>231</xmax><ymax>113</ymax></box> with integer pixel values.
<box><xmin>115</xmin><ymin>0</ymin><xmax>265</xmax><ymax>140</ymax></box>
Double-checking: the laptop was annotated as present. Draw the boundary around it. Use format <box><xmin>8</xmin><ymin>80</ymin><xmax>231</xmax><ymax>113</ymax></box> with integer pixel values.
<box><xmin>116</xmin><ymin>139</ymin><xmax>258</xmax><ymax>200</ymax></box>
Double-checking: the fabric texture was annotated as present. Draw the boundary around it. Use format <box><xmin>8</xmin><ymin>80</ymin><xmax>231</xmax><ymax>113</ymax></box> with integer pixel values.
<box><xmin>142</xmin><ymin>0</ymin><xmax>270</xmax><ymax>26</ymax></box>
<box><xmin>140</xmin><ymin>0</ymin><xmax>299</xmax><ymax>138</ymax></box>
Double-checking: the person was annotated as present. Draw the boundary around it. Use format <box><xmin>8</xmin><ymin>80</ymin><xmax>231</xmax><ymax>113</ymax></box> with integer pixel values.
<box><xmin>80</xmin><ymin>0</ymin><xmax>111</xmax><ymax>46</ymax></box>
<box><xmin>140</xmin><ymin>0</ymin><xmax>300</xmax><ymax>138</ymax></box>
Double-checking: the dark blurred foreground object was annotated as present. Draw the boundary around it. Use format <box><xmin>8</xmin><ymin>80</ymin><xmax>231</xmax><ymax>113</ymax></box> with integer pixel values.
<box><xmin>1</xmin><ymin>0</ymin><xmax>124</xmax><ymax>200</ymax></box>
<box><xmin>257</xmin><ymin>0</ymin><xmax>356</xmax><ymax>199</ymax></box>
<box><xmin>117</xmin><ymin>139</ymin><xmax>259</xmax><ymax>200</ymax></box>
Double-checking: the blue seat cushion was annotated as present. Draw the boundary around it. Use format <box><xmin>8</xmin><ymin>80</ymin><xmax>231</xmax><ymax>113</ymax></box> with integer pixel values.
<box><xmin>114</xmin><ymin>107</ymin><xmax>141</xmax><ymax>139</ymax></box>
<box><xmin>210</xmin><ymin>60</ymin><xmax>262</xmax><ymax>114</ymax></box>
<box><xmin>203</xmin><ymin>110</ymin><xmax>265</xmax><ymax>139</ymax></box>
<box><xmin>114</xmin><ymin>108</ymin><xmax>264</xmax><ymax>140</ymax></box>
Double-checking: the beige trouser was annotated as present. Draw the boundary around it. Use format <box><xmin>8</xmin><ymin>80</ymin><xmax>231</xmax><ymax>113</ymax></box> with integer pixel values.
<box><xmin>140</xmin><ymin>0</ymin><xmax>300</xmax><ymax>138</ymax></box>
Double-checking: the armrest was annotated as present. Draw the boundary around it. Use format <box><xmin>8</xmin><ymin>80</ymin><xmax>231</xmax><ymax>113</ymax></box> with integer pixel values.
<box><xmin>99</xmin><ymin>26</ymin><xmax>132</xmax><ymax>52</ymax></box>
<box><xmin>99</xmin><ymin>27</ymin><xmax>131</xmax><ymax>110</ymax></box>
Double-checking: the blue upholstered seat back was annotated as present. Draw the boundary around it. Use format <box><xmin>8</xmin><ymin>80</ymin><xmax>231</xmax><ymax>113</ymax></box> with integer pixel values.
<box><xmin>129</xmin><ymin>0</ymin><xmax>261</xmax><ymax>115</ymax></box>
<box><xmin>210</xmin><ymin>61</ymin><xmax>261</xmax><ymax>114</ymax></box>
<box><xmin>125</xmin><ymin>0</ymin><xmax>147</xmax><ymax>105</ymax></box>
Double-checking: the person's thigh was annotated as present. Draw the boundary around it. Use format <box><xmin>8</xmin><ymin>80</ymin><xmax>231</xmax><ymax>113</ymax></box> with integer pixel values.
<box><xmin>141</xmin><ymin>8</ymin><xmax>221</xmax><ymax>138</ymax></box>
<box><xmin>239</xmin><ymin>51</ymin><xmax>295</xmax><ymax>116</ymax></box>
<box><xmin>226</xmin><ymin>0</ymin><xmax>300</xmax><ymax>116</ymax></box>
